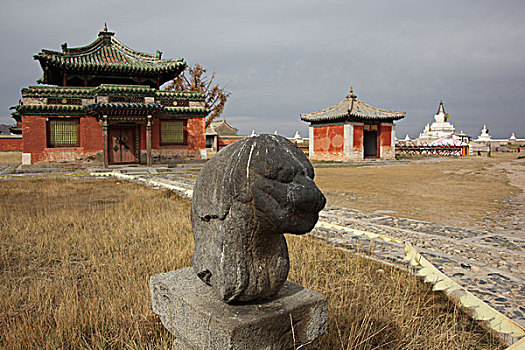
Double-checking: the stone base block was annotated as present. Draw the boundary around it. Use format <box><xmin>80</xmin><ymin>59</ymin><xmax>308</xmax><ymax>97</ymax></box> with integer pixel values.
<box><xmin>150</xmin><ymin>268</ymin><xmax>327</xmax><ymax>350</ymax></box>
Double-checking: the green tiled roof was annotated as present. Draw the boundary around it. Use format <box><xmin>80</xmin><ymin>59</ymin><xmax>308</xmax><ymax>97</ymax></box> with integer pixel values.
<box><xmin>163</xmin><ymin>106</ymin><xmax>210</xmax><ymax>114</ymax></box>
<box><xmin>16</xmin><ymin>104</ymin><xmax>85</xmax><ymax>114</ymax></box>
<box><xmin>85</xmin><ymin>103</ymin><xmax>209</xmax><ymax>116</ymax></box>
<box><xmin>35</xmin><ymin>31</ymin><xmax>185</xmax><ymax>74</ymax></box>
<box><xmin>92</xmin><ymin>84</ymin><xmax>155</xmax><ymax>95</ymax></box>
<box><xmin>22</xmin><ymin>86</ymin><xmax>93</xmax><ymax>97</ymax></box>
<box><xmin>34</xmin><ymin>31</ymin><xmax>186</xmax><ymax>86</ymax></box>
<box><xmin>21</xmin><ymin>84</ymin><xmax>204</xmax><ymax>100</ymax></box>
<box><xmin>156</xmin><ymin>90</ymin><xmax>206</xmax><ymax>100</ymax></box>
<box><xmin>86</xmin><ymin>102</ymin><xmax>164</xmax><ymax>111</ymax></box>
<box><xmin>15</xmin><ymin>102</ymin><xmax>209</xmax><ymax>116</ymax></box>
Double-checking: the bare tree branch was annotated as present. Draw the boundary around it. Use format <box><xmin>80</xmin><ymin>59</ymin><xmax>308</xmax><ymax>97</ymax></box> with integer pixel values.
<box><xmin>165</xmin><ymin>63</ymin><xmax>230</xmax><ymax>126</ymax></box>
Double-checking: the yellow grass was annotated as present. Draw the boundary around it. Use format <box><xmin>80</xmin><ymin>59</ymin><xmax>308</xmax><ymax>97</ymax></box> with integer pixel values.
<box><xmin>0</xmin><ymin>179</ymin><xmax>503</xmax><ymax>349</ymax></box>
<box><xmin>0</xmin><ymin>151</ymin><xmax>21</xmax><ymax>165</ymax></box>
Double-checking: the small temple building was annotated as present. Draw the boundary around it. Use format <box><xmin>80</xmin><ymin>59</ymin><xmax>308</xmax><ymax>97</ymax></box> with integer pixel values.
<box><xmin>12</xmin><ymin>26</ymin><xmax>209</xmax><ymax>165</ymax></box>
<box><xmin>300</xmin><ymin>88</ymin><xmax>405</xmax><ymax>161</ymax></box>
<box><xmin>416</xmin><ymin>100</ymin><xmax>456</xmax><ymax>142</ymax></box>
<box><xmin>205</xmin><ymin>120</ymin><xmax>245</xmax><ymax>152</ymax></box>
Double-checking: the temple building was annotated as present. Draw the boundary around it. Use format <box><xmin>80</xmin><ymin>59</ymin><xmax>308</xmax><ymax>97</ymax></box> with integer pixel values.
<box><xmin>416</xmin><ymin>100</ymin><xmax>455</xmax><ymax>142</ymax></box>
<box><xmin>12</xmin><ymin>26</ymin><xmax>209</xmax><ymax>165</ymax></box>
<box><xmin>205</xmin><ymin>120</ymin><xmax>245</xmax><ymax>152</ymax></box>
<box><xmin>300</xmin><ymin>88</ymin><xmax>405</xmax><ymax>161</ymax></box>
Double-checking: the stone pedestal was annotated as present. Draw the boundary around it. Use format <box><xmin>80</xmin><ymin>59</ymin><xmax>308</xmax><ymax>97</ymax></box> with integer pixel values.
<box><xmin>150</xmin><ymin>268</ymin><xmax>327</xmax><ymax>350</ymax></box>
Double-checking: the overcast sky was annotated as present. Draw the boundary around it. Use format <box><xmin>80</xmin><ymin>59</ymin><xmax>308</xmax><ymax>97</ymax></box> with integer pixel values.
<box><xmin>1</xmin><ymin>0</ymin><xmax>524</xmax><ymax>139</ymax></box>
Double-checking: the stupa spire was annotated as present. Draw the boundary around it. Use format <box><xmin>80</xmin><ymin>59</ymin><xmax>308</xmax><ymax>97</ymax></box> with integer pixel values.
<box><xmin>437</xmin><ymin>100</ymin><xmax>446</xmax><ymax>115</ymax></box>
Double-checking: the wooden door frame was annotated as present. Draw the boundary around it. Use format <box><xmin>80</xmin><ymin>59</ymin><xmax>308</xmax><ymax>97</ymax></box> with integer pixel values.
<box><xmin>108</xmin><ymin>124</ymin><xmax>139</xmax><ymax>165</ymax></box>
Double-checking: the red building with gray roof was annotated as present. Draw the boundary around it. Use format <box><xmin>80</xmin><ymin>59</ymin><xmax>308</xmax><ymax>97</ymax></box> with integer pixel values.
<box><xmin>300</xmin><ymin>88</ymin><xmax>405</xmax><ymax>161</ymax></box>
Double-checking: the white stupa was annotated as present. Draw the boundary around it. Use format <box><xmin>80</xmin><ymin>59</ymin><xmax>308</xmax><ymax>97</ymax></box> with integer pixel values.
<box><xmin>403</xmin><ymin>134</ymin><xmax>411</xmax><ymax>141</ymax></box>
<box><xmin>292</xmin><ymin>131</ymin><xmax>304</xmax><ymax>144</ymax></box>
<box><xmin>476</xmin><ymin>124</ymin><xmax>492</xmax><ymax>142</ymax></box>
<box><xmin>250</xmin><ymin>130</ymin><xmax>257</xmax><ymax>137</ymax></box>
<box><xmin>417</xmin><ymin>100</ymin><xmax>456</xmax><ymax>142</ymax></box>
<box><xmin>509</xmin><ymin>133</ymin><xmax>517</xmax><ymax>141</ymax></box>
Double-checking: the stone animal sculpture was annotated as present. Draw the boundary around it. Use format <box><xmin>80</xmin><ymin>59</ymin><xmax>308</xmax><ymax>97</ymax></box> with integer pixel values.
<box><xmin>191</xmin><ymin>134</ymin><xmax>326</xmax><ymax>303</ymax></box>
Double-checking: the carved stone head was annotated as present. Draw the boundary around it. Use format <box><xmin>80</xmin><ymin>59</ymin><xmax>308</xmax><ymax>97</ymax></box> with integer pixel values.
<box><xmin>191</xmin><ymin>134</ymin><xmax>326</xmax><ymax>303</ymax></box>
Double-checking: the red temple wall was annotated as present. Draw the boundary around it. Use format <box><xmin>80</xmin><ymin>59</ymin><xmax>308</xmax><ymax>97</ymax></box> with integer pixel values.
<box><xmin>187</xmin><ymin>117</ymin><xmax>206</xmax><ymax>149</ymax></box>
<box><xmin>353</xmin><ymin>125</ymin><xmax>364</xmax><ymax>151</ymax></box>
<box><xmin>22</xmin><ymin>115</ymin><xmax>102</xmax><ymax>163</ymax></box>
<box><xmin>218</xmin><ymin>137</ymin><xmax>244</xmax><ymax>150</ymax></box>
<box><xmin>380</xmin><ymin>125</ymin><xmax>392</xmax><ymax>147</ymax></box>
<box><xmin>0</xmin><ymin>137</ymin><xmax>22</xmax><ymax>151</ymax></box>
<box><xmin>80</xmin><ymin>117</ymin><xmax>103</xmax><ymax>152</ymax></box>
<box><xmin>150</xmin><ymin>116</ymin><xmax>206</xmax><ymax>159</ymax></box>
<box><xmin>151</xmin><ymin>117</ymin><xmax>205</xmax><ymax>150</ymax></box>
<box><xmin>22</xmin><ymin>115</ymin><xmax>48</xmax><ymax>163</ymax></box>
<box><xmin>379</xmin><ymin>124</ymin><xmax>394</xmax><ymax>159</ymax></box>
<box><xmin>313</xmin><ymin>125</ymin><xmax>345</xmax><ymax>156</ymax></box>
<box><xmin>22</xmin><ymin>114</ymin><xmax>207</xmax><ymax>163</ymax></box>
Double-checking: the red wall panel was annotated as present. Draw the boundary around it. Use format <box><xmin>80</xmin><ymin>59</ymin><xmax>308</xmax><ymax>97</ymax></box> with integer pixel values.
<box><xmin>80</xmin><ymin>117</ymin><xmax>103</xmax><ymax>151</ymax></box>
<box><xmin>353</xmin><ymin>125</ymin><xmax>363</xmax><ymax>151</ymax></box>
<box><xmin>313</xmin><ymin>125</ymin><xmax>344</xmax><ymax>155</ymax></box>
<box><xmin>380</xmin><ymin>125</ymin><xmax>392</xmax><ymax>147</ymax></box>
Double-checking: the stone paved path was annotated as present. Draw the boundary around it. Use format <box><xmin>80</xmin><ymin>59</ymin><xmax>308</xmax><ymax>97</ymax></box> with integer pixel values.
<box><xmin>134</xmin><ymin>170</ymin><xmax>525</xmax><ymax>329</ymax></box>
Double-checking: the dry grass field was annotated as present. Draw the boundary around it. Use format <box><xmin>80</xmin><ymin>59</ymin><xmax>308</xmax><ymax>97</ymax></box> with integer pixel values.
<box><xmin>314</xmin><ymin>154</ymin><xmax>520</xmax><ymax>228</ymax></box>
<box><xmin>0</xmin><ymin>179</ymin><xmax>503</xmax><ymax>349</ymax></box>
<box><xmin>0</xmin><ymin>151</ymin><xmax>21</xmax><ymax>165</ymax></box>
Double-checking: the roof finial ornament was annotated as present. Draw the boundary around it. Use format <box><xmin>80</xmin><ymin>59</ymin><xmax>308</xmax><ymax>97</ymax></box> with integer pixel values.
<box><xmin>348</xmin><ymin>86</ymin><xmax>357</xmax><ymax>99</ymax></box>
<box><xmin>104</xmin><ymin>23</ymin><xmax>108</xmax><ymax>32</ymax></box>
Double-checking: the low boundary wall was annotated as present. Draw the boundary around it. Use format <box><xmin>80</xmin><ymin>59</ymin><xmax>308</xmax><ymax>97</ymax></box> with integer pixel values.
<box><xmin>0</xmin><ymin>135</ymin><xmax>22</xmax><ymax>151</ymax></box>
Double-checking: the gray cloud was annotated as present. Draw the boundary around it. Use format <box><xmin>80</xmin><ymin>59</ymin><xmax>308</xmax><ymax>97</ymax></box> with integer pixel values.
<box><xmin>1</xmin><ymin>0</ymin><xmax>524</xmax><ymax>139</ymax></box>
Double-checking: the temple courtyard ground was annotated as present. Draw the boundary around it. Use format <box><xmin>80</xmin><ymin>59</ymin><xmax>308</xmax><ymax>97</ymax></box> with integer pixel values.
<box><xmin>0</xmin><ymin>151</ymin><xmax>523</xmax><ymax>348</ymax></box>
<box><xmin>0</xmin><ymin>179</ymin><xmax>504</xmax><ymax>349</ymax></box>
<box><xmin>314</xmin><ymin>152</ymin><xmax>524</xmax><ymax>236</ymax></box>
<box><xmin>2</xmin><ymin>151</ymin><xmax>523</xmax><ymax>234</ymax></box>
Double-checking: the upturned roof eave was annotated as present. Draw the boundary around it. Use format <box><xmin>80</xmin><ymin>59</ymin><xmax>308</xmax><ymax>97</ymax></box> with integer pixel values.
<box><xmin>34</xmin><ymin>55</ymin><xmax>186</xmax><ymax>72</ymax></box>
<box><xmin>300</xmin><ymin>97</ymin><xmax>351</xmax><ymax>122</ymax></box>
<box><xmin>301</xmin><ymin>113</ymin><xmax>405</xmax><ymax>123</ymax></box>
<box><xmin>300</xmin><ymin>113</ymin><xmax>348</xmax><ymax>123</ymax></box>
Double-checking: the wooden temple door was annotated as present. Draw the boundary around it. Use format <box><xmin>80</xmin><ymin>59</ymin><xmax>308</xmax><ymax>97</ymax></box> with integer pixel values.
<box><xmin>108</xmin><ymin>126</ymin><xmax>137</xmax><ymax>164</ymax></box>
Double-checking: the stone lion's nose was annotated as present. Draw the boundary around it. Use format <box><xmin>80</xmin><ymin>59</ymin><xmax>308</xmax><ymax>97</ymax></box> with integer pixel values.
<box><xmin>288</xmin><ymin>177</ymin><xmax>326</xmax><ymax>213</ymax></box>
